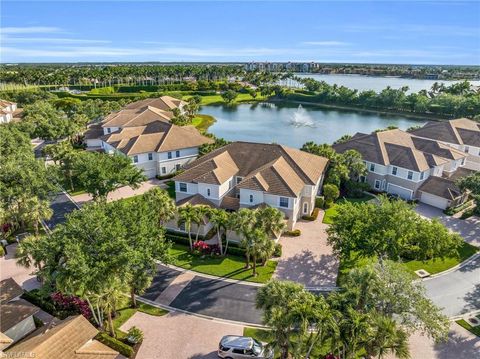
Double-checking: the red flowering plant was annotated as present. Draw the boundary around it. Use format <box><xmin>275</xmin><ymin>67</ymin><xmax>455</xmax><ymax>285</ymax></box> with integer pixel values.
<box><xmin>192</xmin><ymin>241</ymin><xmax>221</xmax><ymax>256</ymax></box>
<box><xmin>50</xmin><ymin>292</ymin><xmax>92</xmax><ymax>320</ymax></box>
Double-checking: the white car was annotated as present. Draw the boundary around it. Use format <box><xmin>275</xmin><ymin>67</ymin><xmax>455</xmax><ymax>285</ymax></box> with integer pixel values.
<box><xmin>218</xmin><ymin>335</ymin><xmax>274</xmax><ymax>359</ymax></box>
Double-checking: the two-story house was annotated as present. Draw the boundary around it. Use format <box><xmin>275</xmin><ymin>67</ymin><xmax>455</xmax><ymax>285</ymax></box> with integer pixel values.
<box><xmin>410</xmin><ymin>118</ymin><xmax>480</xmax><ymax>171</ymax></box>
<box><xmin>333</xmin><ymin>129</ymin><xmax>471</xmax><ymax>210</ymax></box>
<box><xmin>171</xmin><ymin>141</ymin><xmax>329</xmax><ymax>231</ymax></box>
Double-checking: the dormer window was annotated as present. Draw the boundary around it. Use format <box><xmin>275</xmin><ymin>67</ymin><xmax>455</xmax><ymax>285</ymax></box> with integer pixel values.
<box><xmin>107</xmin><ymin>128</ymin><xmax>111</xmax><ymax>134</ymax></box>
<box><xmin>148</xmin><ymin>153</ymin><xmax>153</xmax><ymax>161</ymax></box>
<box><xmin>369</xmin><ymin>163</ymin><xmax>375</xmax><ymax>172</ymax></box>
<box><xmin>392</xmin><ymin>167</ymin><xmax>398</xmax><ymax>176</ymax></box>
<box><xmin>407</xmin><ymin>171</ymin><xmax>413</xmax><ymax>180</ymax></box>
<box><xmin>464</xmin><ymin>146</ymin><xmax>470</xmax><ymax>153</ymax></box>
<box><xmin>249</xmin><ymin>194</ymin><xmax>253</xmax><ymax>203</ymax></box>
<box><xmin>133</xmin><ymin>155</ymin><xmax>138</xmax><ymax>163</ymax></box>
<box><xmin>207</xmin><ymin>188</ymin><xmax>211</xmax><ymax>197</ymax></box>
<box><xmin>420</xmin><ymin>172</ymin><xmax>425</xmax><ymax>180</ymax></box>
<box><xmin>168</xmin><ymin>152</ymin><xmax>172</xmax><ymax>159</ymax></box>
<box><xmin>236</xmin><ymin>177</ymin><xmax>243</xmax><ymax>184</ymax></box>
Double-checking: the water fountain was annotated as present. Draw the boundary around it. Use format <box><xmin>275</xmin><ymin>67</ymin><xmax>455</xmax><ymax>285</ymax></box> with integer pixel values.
<box><xmin>289</xmin><ymin>105</ymin><xmax>316</xmax><ymax>128</ymax></box>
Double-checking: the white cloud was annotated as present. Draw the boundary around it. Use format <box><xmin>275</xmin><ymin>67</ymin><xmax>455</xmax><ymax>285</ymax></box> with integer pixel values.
<box><xmin>1</xmin><ymin>26</ymin><xmax>61</xmax><ymax>34</ymax></box>
<box><xmin>1</xmin><ymin>36</ymin><xmax>110</xmax><ymax>44</ymax></box>
<box><xmin>301</xmin><ymin>41</ymin><xmax>350</xmax><ymax>46</ymax></box>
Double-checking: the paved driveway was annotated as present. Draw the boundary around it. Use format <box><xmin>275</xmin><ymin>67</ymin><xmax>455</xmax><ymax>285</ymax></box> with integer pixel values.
<box><xmin>44</xmin><ymin>191</ymin><xmax>79</xmax><ymax>230</ymax></box>
<box><xmin>0</xmin><ymin>243</ymin><xmax>41</xmax><ymax>291</ymax></box>
<box><xmin>120</xmin><ymin>311</ymin><xmax>243</xmax><ymax>359</ymax></box>
<box><xmin>275</xmin><ymin>214</ymin><xmax>339</xmax><ymax>288</ymax></box>
<box><xmin>72</xmin><ymin>179</ymin><xmax>166</xmax><ymax>205</ymax></box>
<box><xmin>415</xmin><ymin>203</ymin><xmax>480</xmax><ymax>246</ymax></box>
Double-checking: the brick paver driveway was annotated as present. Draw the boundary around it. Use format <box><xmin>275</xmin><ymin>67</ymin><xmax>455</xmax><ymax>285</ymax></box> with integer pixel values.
<box><xmin>0</xmin><ymin>243</ymin><xmax>41</xmax><ymax>291</ymax></box>
<box><xmin>274</xmin><ymin>212</ymin><xmax>339</xmax><ymax>288</ymax></box>
<box><xmin>120</xmin><ymin>311</ymin><xmax>243</xmax><ymax>359</ymax></box>
<box><xmin>72</xmin><ymin>178</ymin><xmax>166</xmax><ymax>205</ymax></box>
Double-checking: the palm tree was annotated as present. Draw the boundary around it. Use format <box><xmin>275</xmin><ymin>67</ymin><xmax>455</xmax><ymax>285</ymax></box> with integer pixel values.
<box><xmin>193</xmin><ymin>206</ymin><xmax>211</xmax><ymax>244</ymax></box>
<box><xmin>26</xmin><ymin>197</ymin><xmax>53</xmax><ymax>237</ymax></box>
<box><xmin>256</xmin><ymin>207</ymin><xmax>286</xmax><ymax>239</ymax></box>
<box><xmin>177</xmin><ymin>204</ymin><xmax>200</xmax><ymax>250</ymax></box>
<box><xmin>142</xmin><ymin>187</ymin><xmax>176</xmax><ymax>225</ymax></box>
<box><xmin>249</xmin><ymin>229</ymin><xmax>271</xmax><ymax>276</ymax></box>
<box><xmin>365</xmin><ymin>315</ymin><xmax>410</xmax><ymax>359</ymax></box>
<box><xmin>208</xmin><ymin>209</ymin><xmax>229</xmax><ymax>255</ymax></box>
<box><xmin>15</xmin><ymin>235</ymin><xmax>45</xmax><ymax>273</ymax></box>
<box><xmin>95</xmin><ymin>279</ymin><xmax>126</xmax><ymax>338</ymax></box>
<box><xmin>229</xmin><ymin>209</ymin><xmax>256</xmax><ymax>267</ymax></box>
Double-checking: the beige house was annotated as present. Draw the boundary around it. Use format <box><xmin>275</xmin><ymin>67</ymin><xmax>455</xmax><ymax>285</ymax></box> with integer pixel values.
<box><xmin>0</xmin><ymin>99</ymin><xmax>18</xmax><ymax>124</ymax></box>
<box><xmin>171</xmin><ymin>141</ymin><xmax>329</xmax><ymax>231</ymax></box>
<box><xmin>84</xmin><ymin>96</ymin><xmax>212</xmax><ymax>178</ymax></box>
<box><xmin>5</xmin><ymin>315</ymin><xmax>118</xmax><ymax>359</ymax></box>
<box><xmin>333</xmin><ymin>129</ymin><xmax>472</xmax><ymax>210</ymax></box>
<box><xmin>410</xmin><ymin>118</ymin><xmax>480</xmax><ymax>171</ymax></box>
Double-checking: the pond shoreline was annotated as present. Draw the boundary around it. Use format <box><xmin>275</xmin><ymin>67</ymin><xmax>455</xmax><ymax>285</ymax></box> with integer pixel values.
<box><xmin>268</xmin><ymin>98</ymin><xmax>451</xmax><ymax>122</ymax></box>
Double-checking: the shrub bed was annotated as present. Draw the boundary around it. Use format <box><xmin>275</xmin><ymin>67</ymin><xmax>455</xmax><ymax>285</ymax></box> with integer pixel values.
<box><xmin>283</xmin><ymin>229</ymin><xmax>301</xmax><ymax>237</ymax></box>
<box><xmin>273</xmin><ymin>243</ymin><xmax>282</xmax><ymax>257</ymax></box>
<box><xmin>315</xmin><ymin>197</ymin><xmax>325</xmax><ymax>209</ymax></box>
<box><xmin>96</xmin><ymin>332</ymin><xmax>134</xmax><ymax>358</ymax></box>
<box><xmin>302</xmin><ymin>208</ymin><xmax>320</xmax><ymax>221</ymax></box>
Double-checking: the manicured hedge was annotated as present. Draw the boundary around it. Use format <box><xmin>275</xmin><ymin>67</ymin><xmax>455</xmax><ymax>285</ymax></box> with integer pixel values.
<box><xmin>302</xmin><ymin>208</ymin><xmax>320</xmax><ymax>221</ymax></box>
<box><xmin>273</xmin><ymin>243</ymin><xmax>282</xmax><ymax>257</ymax></box>
<box><xmin>315</xmin><ymin>197</ymin><xmax>325</xmax><ymax>209</ymax></box>
<box><xmin>96</xmin><ymin>332</ymin><xmax>134</xmax><ymax>358</ymax></box>
<box><xmin>283</xmin><ymin>229</ymin><xmax>301</xmax><ymax>237</ymax></box>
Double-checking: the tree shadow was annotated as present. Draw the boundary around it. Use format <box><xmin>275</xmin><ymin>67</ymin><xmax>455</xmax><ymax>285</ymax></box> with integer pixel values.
<box><xmin>275</xmin><ymin>250</ymin><xmax>339</xmax><ymax>287</ymax></box>
<box><xmin>463</xmin><ymin>283</ymin><xmax>480</xmax><ymax>313</ymax></box>
<box><xmin>433</xmin><ymin>329</ymin><xmax>480</xmax><ymax>359</ymax></box>
<box><xmin>188</xmin><ymin>351</ymin><xmax>219</xmax><ymax>359</ymax></box>
<box><xmin>459</xmin><ymin>255</ymin><xmax>480</xmax><ymax>273</ymax></box>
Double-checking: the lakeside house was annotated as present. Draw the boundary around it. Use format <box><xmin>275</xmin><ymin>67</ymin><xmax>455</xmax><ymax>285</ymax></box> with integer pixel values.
<box><xmin>84</xmin><ymin>96</ymin><xmax>212</xmax><ymax>178</ymax></box>
<box><xmin>4</xmin><ymin>315</ymin><xmax>118</xmax><ymax>359</ymax></box>
<box><xmin>0</xmin><ymin>100</ymin><xmax>18</xmax><ymax>124</ymax></box>
<box><xmin>333</xmin><ymin>128</ymin><xmax>473</xmax><ymax>210</ymax></box>
<box><xmin>170</xmin><ymin>141</ymin><xmax>329</xmax><ymax>233</ymax></box>
<box><xmin>410</xmin><ymin>118</ymin><xmax>480</xmax><ymax>171</ymax></box>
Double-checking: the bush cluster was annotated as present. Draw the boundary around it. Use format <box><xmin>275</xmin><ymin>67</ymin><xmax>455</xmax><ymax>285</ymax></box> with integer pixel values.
<box><xmin>273</xmin><ymin>243</ymin><xmax>282</xmax><ymax>257</ymax></box>
<box><xmin>96</xmin><ymin>332</ymin><xmax>134</xmax><ymax>358</ymax></box>
<box><xmin>302</xmin><ymin>208</ymin><xmax>320</xmax><ymax>221</ymax></box>
<box><xmin>283</xmin><ymin>229</ymin><xmax>301</xmax><ymax>237</ymax></box>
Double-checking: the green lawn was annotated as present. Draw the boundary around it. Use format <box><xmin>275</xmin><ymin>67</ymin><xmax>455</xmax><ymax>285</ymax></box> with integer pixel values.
<box><xmin>323</xmin><ymin>194</ymin><xmax>376</xmax><ymax>224</ymax></box>
<box><xmin>336</xmin><ymin>242</ymin><xmax>478</xmax><ymax>286</ymax></box>
<box><xmin>185</xmin><ymin>92</ymin><xmax>265</xmax><ymax>105</ymax></box>
<box><xmin>456</xmin><ymin>318</ymin><xmax>480</xmax><ymax>337</ymax></box>
<box><xmin>170</xmin><ymin>243</ymin><xmax>277</xmax><ymax>283</ymax></box>
<box><xmin>403</xmin><ymin>242</ymin><xmax>478</xmax><ymax>275</ymax></box>
<box><xmin>191</xmin><ymin>114</ymin><xmax>216</xmax><ymax>132</ymax></box>
<box><xmin>112</xmin><ymin>301</ymin><xmax>167</xmax><ymax>340</ymax></box>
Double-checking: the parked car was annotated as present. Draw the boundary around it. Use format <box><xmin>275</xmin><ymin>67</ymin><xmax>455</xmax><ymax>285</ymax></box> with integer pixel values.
<box><xmin>218</xmin><ymin>335</ymin><xmax>273</xmax><ymax>359</ymax></box>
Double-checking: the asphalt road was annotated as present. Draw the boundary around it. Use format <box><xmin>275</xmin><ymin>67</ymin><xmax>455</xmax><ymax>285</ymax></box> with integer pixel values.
<box><xmin>43</xmin><ymin>192</ymin><xmax>79</xmax><ymax>230</ymax></box>
<box><xmin>424</xmin><ymin>255</ymin><xmax>480</xmax><ymax>317</ymax></box>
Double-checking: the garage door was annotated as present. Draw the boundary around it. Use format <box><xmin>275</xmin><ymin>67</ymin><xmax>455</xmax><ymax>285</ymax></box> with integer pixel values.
<box><xmin>143</xmin><ymin>168</ymin><xmax>156</xmax><ymax>179</ymax></box>
<box><xmin>420</xmin><ymin>192</ymin><xmax>448</xmax><ymax>210</ymax></box>
<box><xmin>386</xmin><ymin>183</ymin><xmax>413</xmax><ymax>200</ymax></box>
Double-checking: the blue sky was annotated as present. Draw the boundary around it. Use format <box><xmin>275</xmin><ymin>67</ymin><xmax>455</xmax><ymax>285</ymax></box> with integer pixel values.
<box><xmin>1</xmin><ymin>1</ymin><xmax>479</xmax><ymax>64</ymax></box>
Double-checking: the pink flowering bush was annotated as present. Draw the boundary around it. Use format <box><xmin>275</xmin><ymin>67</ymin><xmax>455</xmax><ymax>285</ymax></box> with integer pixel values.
<box><xmin>51</xmin><ymin>292</ymin><xmax>92</xmax><ymax>319</ymax></box>
<box><xmin>192</xmin><ymin>241</ymin><xmax>221</xmax><ymax>256</ymax></box>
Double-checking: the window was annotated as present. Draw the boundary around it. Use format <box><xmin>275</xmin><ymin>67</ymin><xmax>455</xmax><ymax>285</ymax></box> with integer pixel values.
<box><xmin>236</xmin><ymin>177</ymin><xmax>243</xmax><ymax>184</ymax></box>
<box><xmin>392</xmin><ymin>166</ymin><xmax>398</xmax><ymax>175</ymax></box>
<box><xmin>179</xmin><ymin>222</ymin><xmax>186</xmax><ymax>231</ymax></box>
<box><xmin>162</xmin><ymin>167</ymin><xmax>166</xmax><ymax>174</ymax></box>
<box><xmin>279</xmin><ymin>197</ymin><xmax>289</xmax><ymax>208</ymax></box>
<box><xmin>359</xmin><ymin>175</ymin><xmax>366</xmax><ymax>183</ymax></box>
<box><xmin>148</xmin><ymin>153</ymin><xmax>153</xmax><ymax>161</ymax></box>
<box><xmin>407</xmin><ymin>171</ymin><xmax>413</xmax><ymax>180</ymax></box>
<box><xmin>168</xmin><ymin>152</ymin><xmax>172</xmax><ymax>159</ymax></box>
<box><xmin>107</xmin><ymin>128</ymin><xmax>111</xmax><ymax>134</ymax></box>
<box><xmin>303</xmin><ymin>202</ymin><xmax>308</xmax><ymax>214</ymax></box>
<box><xmin>465</xmin><ymin>146</ymin><xmax>470</xmax><ymax>153</ymax></box>
<box><xmin>175</xmin><ymin>164</ymin><xmax>181</xmax><ymax>171</ymax></box>
<box><xmin>176</xmin><ymin>150</ymin><xmax>180</xmax><ymax>158</ymax></box>
<box><xmin>420</xmin><ymin>172</ymin><xmax>424</xmax><ymax>180</ymax></box>
<box><xmin>207</xmin><ymin>188</ymin><xmax>211</xmax><ymax>197</ymax></box>
<box><xmin>461</xmin><ymin>158</ymin><xmax>466</xmax><ymax>166</ymax></box>
<box><xmin>369</xmin><ymin>163</ymin><xmax>375</xmax><ymax>172</ymax></box>
<box><xmin>374</xmin><ymin>180</ymin><xmax>381</xmax><ymax>190</ymax></box>
<box><xmin>179</xmin><ymin>183</ymin><xmax>187</xmax><ymax>192</ymax></box>
<box><xmin>232</xmin><ymin>349</ymin><xmax>245</xmax><ymax>354</ymax></box>
<box><xmin>249</xmin><ymin>194</ymin><xmax>253</xmax><ymax>203</ymax></box>
<box><xmin>133</xmin><ymin>155</ymin><xmax>138</xmax><ymax>163</ymax></box>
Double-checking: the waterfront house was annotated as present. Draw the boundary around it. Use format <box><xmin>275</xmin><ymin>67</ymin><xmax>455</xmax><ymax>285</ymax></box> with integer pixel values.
<box><xmin>333</xmin><ymin>129</ymin><xmax>471</xmax><ymax>209</ymax></box>
<box><xmin>410</xmin><ymin>118</ymin><xmax>480</xmax><ymax>171</ymax></box>
<box><xmin>84</xmin><ymin>96</ymin><xmax>212</xmax><ymax>178</ymax></box>
<box><xmin>171</xmin><ymin>141</ymin><xmax>329</xmax><ymax>231</ymax></box>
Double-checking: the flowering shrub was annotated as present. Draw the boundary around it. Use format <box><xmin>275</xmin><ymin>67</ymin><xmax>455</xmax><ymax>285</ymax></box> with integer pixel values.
<box><xmin>51</xmin><ymin>292</ymin><xmax>92</xmax><ymax>319</ymax></box>
<box><xmin>192</xmin><ymin>241</ymin><xmax>221</xmax><ymax>255</ymax></box>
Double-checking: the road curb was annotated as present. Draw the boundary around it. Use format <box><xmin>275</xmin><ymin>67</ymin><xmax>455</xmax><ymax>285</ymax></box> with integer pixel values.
<box><xmin>159</xmin><ymin>263</ymin><xmax>339</xmax><ymax>292</ymax></box>
<box><xmin>136</xmin><ymin>295</ymin><xmax>267</xmax><ymax>329</ymax></box>
<box><xmin>421</xmin><ymin>253</ymin><xmax>480</xmax><ymax>282</ymax></box>
<box><xmin>449</xmin><ymin>309</ymin><xmax>480</xmax><ymax>322</ymax></box>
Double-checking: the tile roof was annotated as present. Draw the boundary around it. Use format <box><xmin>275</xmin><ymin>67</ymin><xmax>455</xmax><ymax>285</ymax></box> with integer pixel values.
<box><xmin>83</xmin><ymin>123</ymin><xmax>104</xmax><ymax>140</ymax></box>
<box><xmin>0</xmin><ymin>299</ymin><xmax>39</xmax><ymax>332</ymax></box>
<box><xmin>101</xmin><ymin>121</ymin><xmax>213</xmax><ymax>156</ymax></box>
<box><xmin>173</xmin><ymin>142</ymin><xmax>329</xmax><ymax>197</ymax></box>
<box><xmin>125</xmin><ymin>95</ymin><xmax>186</xmax><ymax>112</ymax></box>
<box><xmin>410</xmin><ymin>118</ymin><xmax>480</xmax><ymax>147</ymax></box>
<box><xmin>177</xmin><ymin>194</ymin><xmax>217</xmax><ymax>208</ymax></box>
<box><xmin>333</xmin><ymin>129</ymin><xmax>466</xmax><ymax>172</ymax></box>
<box><xmin>418</xmin><ymin>176</ymin><xmax>463</xmax><ymax>200</ymax></box>
<box><xmin>6</xmin><ymin>315</ymin><xmax>118</xmax><ymax>359</ymax></box>
<box><xmin>0</xmin><ymin>278</ymin><xmax>24</xmax><ymax>304</ymax></box>
<box><xmin>101</xmin><ymin>106</ymin><xmax>172</xmax><ymax>128</ymax></box>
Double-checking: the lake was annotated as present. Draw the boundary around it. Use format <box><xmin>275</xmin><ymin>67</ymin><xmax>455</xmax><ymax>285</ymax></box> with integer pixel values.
<box><xmin>290</xmin><ymin>73</ymin><xmax>480</xmax><ymax>94</ymax></box>
<box><xmin>202</xmin><ymin>102</ymin><xmax>425</xmax><ymax>148</ymax></box>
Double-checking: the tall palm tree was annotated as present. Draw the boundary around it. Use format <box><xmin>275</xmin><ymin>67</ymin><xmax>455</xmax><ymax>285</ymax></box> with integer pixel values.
<box><xmin>256</xmin><ymin>207</ymin><xmax>286</xmax><ymax>239</ymax></box>
<box><xmin>208</xmin><ymin>209</ymin><xmax>229</xmax><ymax>255</ymax></box>
<box><xmin>193</xmin><ymin>206</ymin><xmax>211</xmax><ymax>244</ymax></box>
<box><xmin>142</xmin><ymin>187</ymin><xmax>176</xmax><ymax>226</ymax></box>
<box><xmin>95</xmin><ymin>279</ymin><xmax>126</xmax><ymax>338</ymax></box>
<box><xmin>15</xmin><ymin>235</ymin><xmax>45</xmax><ymax>273</ymax></box>
<box><xmin>177</xmin><ymin>204</ymin><xmax>200</xmax><ymax>251</ymax></box>
<box><xmin>229</xmin><ymin>209</ymin><xmax>256</xmax><ymax>267</ymax></box>
<box><xmin>365</xmin><ymin>315</ymin><xmax>410</xmax><ymax>359</ymax></box>
<box><xmin>249</xmin><ymin>229</ymin><xmax>271</xmax><ymax>276</ymax></box>
<box><xmin>26</xmin><ymin>197</ymin><xmax>53</xmax><ymax>237</ymax></box>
